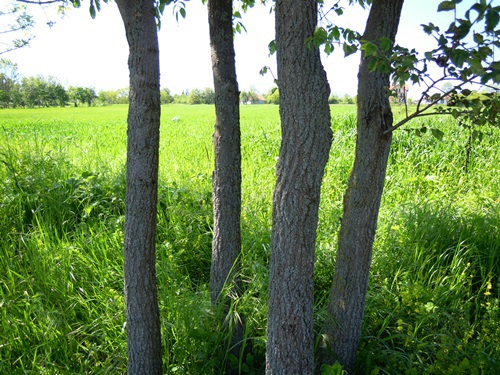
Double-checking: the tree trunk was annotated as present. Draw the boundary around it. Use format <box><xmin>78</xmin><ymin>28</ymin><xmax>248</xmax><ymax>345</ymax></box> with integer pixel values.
<box><xmin>321</xmin><ymin>0</ymin><xmax>404</xmax><ymax>371</ymax></box>
<box><xmin>207</xmin><ymin>0</ymin><xmax>241</xmax><ymax>308</ymax></box>
<box><xmin>116</xmin><ymin>1</ymin><xmax>162</xmax><ymax>373</ymax></box>
<box><xmin>266</xmin><ymin>0</ymin><xmax>332</xmax><ymax>373</ymax></box>
<box><xmin>207</xmin><ymin>0</ymin><xmax>244</xmax><ymax>365</ymax></box>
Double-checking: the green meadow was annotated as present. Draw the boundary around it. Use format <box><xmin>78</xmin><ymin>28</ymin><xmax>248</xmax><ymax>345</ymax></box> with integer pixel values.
<box><xmin>0</xmin><ymin>104</ymin><xmax>498</xmax><ymax>374</ymax></box>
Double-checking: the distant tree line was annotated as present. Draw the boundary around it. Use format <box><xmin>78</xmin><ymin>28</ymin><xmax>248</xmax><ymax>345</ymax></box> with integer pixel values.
<box><xmin>0</xmin><ymin>59</ymin><xmax>98</xmax><ymax>108</ymax></box>
<box><xmin>0</xmin><ymin>58</ymin><xmax>358</xmax><ymax>108</ymax></box>
<box><xmin>328</xmin><ymin>93</ymin><xmax>357</xmax><ymax>104</ymax></box>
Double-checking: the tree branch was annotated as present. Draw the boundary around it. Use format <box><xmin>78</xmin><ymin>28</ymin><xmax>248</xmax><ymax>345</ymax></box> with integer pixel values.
<box><xmin>15</xmin><ymin>0</ymin><xmax>65</xmax><ymax>4</ymax></box>
<box><xmin>384</xmin><ymin>78</ymin><xmax>475</xmax><ymax>134</ymax></box>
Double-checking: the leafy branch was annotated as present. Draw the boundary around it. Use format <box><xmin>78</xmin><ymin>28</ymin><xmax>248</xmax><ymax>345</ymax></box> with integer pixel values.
<box><xmin>311</xmin><ymin>0</ymin><xmax>499</xmax><ymax>136</ymax></box>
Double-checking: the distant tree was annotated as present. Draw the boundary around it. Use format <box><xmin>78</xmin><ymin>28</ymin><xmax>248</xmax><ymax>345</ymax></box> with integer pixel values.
<box><xmin>265</xmin><ymin>86</ymin><xmax>279</xmax><ymax>104</ymax></box>
<box><xmin>173</xmin><ymin>92</ymin><xmax>188</xmax><ymax>103</ymax></box>
<box><xmin>97</xmin><ymin>89</ymin><xmax>118</xmax><ymax>105</ymax></box>
<box><xmin>186</xmin><ymin>87</ymin><xmax>215</xmax><ymax>104</ymax></box>
<box><xmin>45</xmin><ymin>76</ymin><xmax>68</xmax><ymax>106</ymax></box>
<box><xmin>240</xmin><ymin>90</ymin><xmax>250</xmax><ymax>103</ymax></box>
<box><xmin>0</xmin><ymin>58</ymin><xmax>21</xmax><ymax>107</ymax></box>
<box><xmin>68</xmin><ymin>86</ymin><xmax>97</xmax><ymax>107</ymax></box>
<box><xmin>342</xmin><ymin>93</ymin><xmax>355</xmax><ymax>104</ymax></box>
<box><xmin>160</xmin><ymin>87</ymin><xmax>174</xmax><ymax>104</ymax></box>
<box><xmin>19</xmin><ymin>76</ymin><xmax>42</xmax><ymax>107</ymax></box>
<box><xmin>187</xmin><ymin>88</ymin><xmax>203</xmax><ymax>104</ymax></box>
<box><xmin>201</xmin><ymin>87</ymin><xmax>215</xmax><ymax>104</ymax></box>
<box><xmin>20</xmin><ymin>75</ymin><xmax>67</xmax><ymax>107</ymax></box>
<box><xmin>115</xmin><ymin>87</ymin><xmax>129</xmax><ymax>104</ymax></box>
<box><xmin>328</xmin><ymin>93</ymin><xmax>340</xmax><ymax>104</ymax></box>
<box><xmin>240</xmin><ymin>88</ymin><xmax>259</xmax><ymax>104</ymax></box>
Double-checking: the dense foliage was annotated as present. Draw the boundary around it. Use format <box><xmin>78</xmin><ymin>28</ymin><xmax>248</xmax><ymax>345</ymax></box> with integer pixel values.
<box><xmin>0</xmin><ymin>105</ymin><xmax>498</xmax><ymax>373</ymax></box>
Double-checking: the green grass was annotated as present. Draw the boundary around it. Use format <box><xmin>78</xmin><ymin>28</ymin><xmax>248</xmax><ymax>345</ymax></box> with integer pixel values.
<box><xmin>0</xmin><ymin>103</ymin><xmax>498</xmax><ymax>374</ymax></box>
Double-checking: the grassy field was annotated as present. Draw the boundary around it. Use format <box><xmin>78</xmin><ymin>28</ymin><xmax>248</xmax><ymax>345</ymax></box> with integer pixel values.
<box><xmin>0</xmin><ymin>104</ymin><xmax>498</xmax><ymax>374</ymax></box>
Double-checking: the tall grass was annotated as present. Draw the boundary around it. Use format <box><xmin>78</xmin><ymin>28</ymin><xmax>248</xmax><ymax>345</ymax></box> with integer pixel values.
<box><xmin>0</xmin><ymin>104</ymin><xmax>498</xmax><ymax>373</ymax></box>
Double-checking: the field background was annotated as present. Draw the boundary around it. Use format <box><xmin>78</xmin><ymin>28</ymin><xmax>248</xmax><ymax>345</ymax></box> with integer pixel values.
<box><xmin>0</xmin><ymin>104</ymin><xmax>498</xmax><ymax>374</ymax></box>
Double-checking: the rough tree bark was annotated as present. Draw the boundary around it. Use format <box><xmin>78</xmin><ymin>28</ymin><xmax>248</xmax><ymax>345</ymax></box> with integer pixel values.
<box><xmin>207</xmin><ymin>0</ymin><xmax>244</xmax><ymax>363</ymax></box>
<box><xmin>116</xmin><ymin>1</ymin><xmax>163</xmax><ymax>373</ymax></box>
<box><xmin>321</xmin><ymin>0</ymin><xmax>405</xmax><ymax>371</ymax></box>
<box><xmin>266</xmin><ymin>0</ymin><xmax>332</xmax><ymax>373</ymax></box>
<box><xmin>207</xmin><ymin>0</ymin><xmax>241</xmax><ymax>308</ymax></box>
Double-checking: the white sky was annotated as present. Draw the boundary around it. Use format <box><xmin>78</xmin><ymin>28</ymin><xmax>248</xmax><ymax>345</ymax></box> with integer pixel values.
<box><xmin>1</xmin><ymin>0</ymin><xmax>459</xmax><ymax>97</ymax></box>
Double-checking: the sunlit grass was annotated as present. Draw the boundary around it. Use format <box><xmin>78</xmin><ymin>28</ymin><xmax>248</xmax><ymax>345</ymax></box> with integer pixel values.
<box><xmin>0</xmin><ymin>104</ymin><xmax>498</xmax><ymax>373</ymax></box>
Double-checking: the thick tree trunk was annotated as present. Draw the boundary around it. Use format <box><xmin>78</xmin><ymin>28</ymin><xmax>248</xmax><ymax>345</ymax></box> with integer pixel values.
<box><xmin>207</xmin><ymin>0</ymin><xmax>244</xmax><ymax>365</ymax></box>
<box><xmin>116</xmin><ymin>1</ymin><xmax>162</xmax><ymax>374</ymax></box>
<box><xmin>266</xmin><ymin>1</ymin><xmax>332</xmax><ymax>373</ymax></box>
<box><xmin>321</xmin><ymin>0</ymin><xmax>404</xmax><ymax>372</ymax></box>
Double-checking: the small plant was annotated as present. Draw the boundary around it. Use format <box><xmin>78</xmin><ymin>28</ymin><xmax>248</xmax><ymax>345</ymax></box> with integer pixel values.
<box><xmin>321</xmin><ymin>361</ymin><xmax>348</xmax><ymax>375</ymax></box>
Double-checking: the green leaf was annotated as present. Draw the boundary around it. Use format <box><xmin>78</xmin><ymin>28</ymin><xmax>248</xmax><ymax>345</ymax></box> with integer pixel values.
<box><xmin>314</xmin><ymin>27</ymin><xmax>328</xmax><ymax>47</ymax></box>
<box><xmin>430</xmin><ymin>93</ymin><xmax>442</xmax><ymax>101</ymax></box>
<box><xmin>325</xmin><ymin>43</ymin><xmax>334</xmax><ymax>55</ymax></box>
<box><xmin>490</xmin><ymin>60</ymin><xmax>500</xmax><ymax>72</ymax></box>
<box><xmin>362</xmin><ymin>41</ymin><xmax>378</xmax><ymax>57</ymax></box>
<box><xmin>438</xmin><ymin>1</ymin><xmax>456</xmax><ymax>12</ymax></box>
<box><xmin>159</xmin><ymin>1</ymin><xmax>165</xmax><ymax>15</ymax></box>
<box><xmin>89</xmin><ymin>4</ymin><xmax>96</xmax><ymax>19</ymax></box>
<box><xmin>268</xmin><ymin>40</ymin><xmax>276</xmax><ymax>55</ymax></box>
<box><xmin>451</xmin><ymin>20</ymin><xmax>472</xmax><ymax>40</ymax></box>
<box><xmin>321</xmin><ymin>361</ymin><xmax>347</xmax><ymax>375</ymax></box>
<box><xmin>473</xmin><ymin>32</ymin><xmax>484</xmax><ymax>44</ymax></box>
<box><xmin>367</xmin><ymin>58</ymin><xmax>377</xmax><ymax>72</ymax></box>
<box><xmin>379</xmin><ymin>37</ymin><xmax>391</xmax><ymax>52</ymax></box>
<box><xmin>344</xmin><ymin>28</ymin><xmax>358</xmax><ymax>43</ymax></box>
<box><xmin>430</xmin><ymin>128</ymin><xmax>444</xmax><ymax>140</ymax></box>
<box><xmin>485</xmin><ymin>9</ymin><xmax>500</xmax><ymax>32</ymax></box>
<box><xmin>421</xmin><ymin>22</ymin><xmax>439</xmax><ymax>34</ymax></box>
<box><xmin>450</xmin><ymin>49</ymin><xmax>469</xmax><ymax>67</ymax></box>
<box><xmin>179</xmin><ymin>7</ymin><xmax>186</xmax><ymax>19</ymax></box>
<box><xmin>329</xmin><ymin>26</ymin><xmax>340</xmax><ymax>41</ymax></box>
<box><xmin>343</xmin><ymin>43</ymin><xmax>358</xmax><ymax>57</ymax></box>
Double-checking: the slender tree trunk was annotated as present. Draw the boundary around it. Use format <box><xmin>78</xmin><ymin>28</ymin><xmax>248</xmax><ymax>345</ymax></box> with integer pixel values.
<box><xmin>116</xmin><ymin>1</ymin><xmax>162</xmax><ymax>373</ymax></box>
<box><xmin>207</xmin><ymin>0</ymin><xmax>241</xmax><ymax>308</ymax></box>
<box><xmin>207</xmin><ymin>0</ymin><xmax>244</xmax><ymax>365</ymax></box>
<box><xmin>321</xmin><ymin>0</ymin><xmax>404</xmax><ymax>371</ymax></box>
<box><xmin>266</xmin><ymin>1</ymin><xmax>332</xmax><ymax>373</ymax></box>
